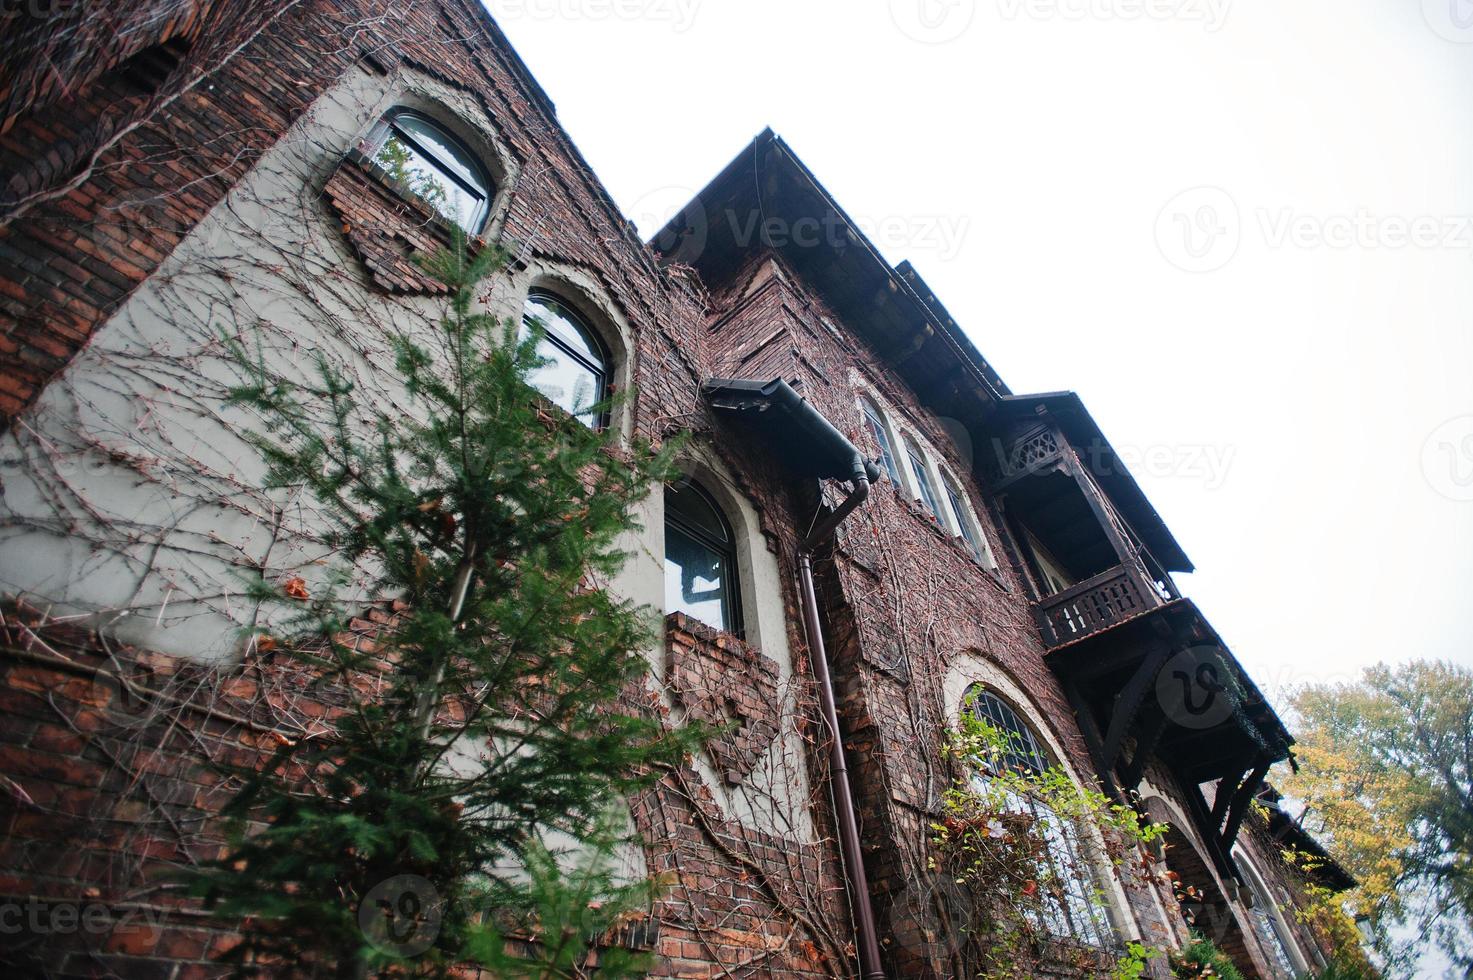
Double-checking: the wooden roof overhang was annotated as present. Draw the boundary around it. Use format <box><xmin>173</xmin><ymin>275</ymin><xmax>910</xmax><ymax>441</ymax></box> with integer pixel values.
<box><xmin>653</xmin><ymin>131</ymin><xmax>1193</xmax><ymax>577</ymax></box>
<box><xmin>988</xmin><ymin>393</ymin><xmax>1193</xmax><ymax>574</ymax></box>
<box><xmin>1254</xmin><ymin>787</ymin><xmax>1358</xmax><ymax>893</ymax></box>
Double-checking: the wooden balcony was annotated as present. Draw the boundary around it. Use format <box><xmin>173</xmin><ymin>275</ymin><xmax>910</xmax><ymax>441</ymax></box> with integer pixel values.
<box><xmin>988</xmin><ymin>422</ymin><xmax>1065</xmax><ymax>487</ymax></box>
<box><xmin>1034</xmin><ymin>562</ymin><xmax>1164</xmax><ymax>649</ymax></box>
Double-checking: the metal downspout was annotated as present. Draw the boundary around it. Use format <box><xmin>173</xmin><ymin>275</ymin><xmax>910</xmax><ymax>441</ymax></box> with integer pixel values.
<box><xmin>798</xmin><ymin>453</ymin><xmax>886</xmax><ymax>980</ymax></box>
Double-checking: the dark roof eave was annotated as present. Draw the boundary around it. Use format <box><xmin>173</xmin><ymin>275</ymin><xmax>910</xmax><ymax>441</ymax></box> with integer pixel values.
<box><xmin>652</xmin><ymin>130</ymin><xmax>1006</xmax><ymax>415</ymax></box>
<box><xmin>657</xmin><ymin>132</ymin><xmax>1191</xmax><ymax>575</ymax></box>
<box><xmin>760</xmin><ymin>134</ymin><xmax>1009</xmax><ymax>401</ymax></box>
<box><xmin>1260</xmin><ymin>803</ymin><xmax>1359</xmax><ymax>893</ymax></box>
<box><xmin>997</xmin><ymin>391</ymin><xmax>1194</xmax><ymax>574</ymax></box>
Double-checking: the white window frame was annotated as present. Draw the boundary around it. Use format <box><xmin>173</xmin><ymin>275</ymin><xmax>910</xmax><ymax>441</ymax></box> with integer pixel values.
<box><xmin>859</xmin><ymin>395</ymin><xmax>903</xmax><ymax>490</ymax></box>
<box><xmin>1234</xmin><ymin>846</ymin><xmax>1313</xmax><ymax>977</ymax></box>
<box><xmin>854</xmin><ymin>386</ymin><xmax>1002</xmax><ymax>570</ymax></box>
<box><xmin>939</xmin><ymin>468</ymin><xmax>998</xmax><ymax>569</ymax></box>
<box><xmin>903</xmin><ymin>434</ymin><xmax>945</xmax><ymax>519</ymax></box>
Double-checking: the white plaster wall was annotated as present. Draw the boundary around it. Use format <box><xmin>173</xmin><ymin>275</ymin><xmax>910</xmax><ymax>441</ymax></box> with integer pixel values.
<box><xmin>628</xmin><ymin>450</ymin><xmax>817</xmax><ymax>841</ymax></box>
<box><xmin>0</xmin><ymin>66</ymin><xmax>536</xmax><ymax>661</ymax></box>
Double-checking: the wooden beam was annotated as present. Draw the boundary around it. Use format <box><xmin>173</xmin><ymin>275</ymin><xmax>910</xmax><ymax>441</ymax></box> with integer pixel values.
<box><xmin>1121</xmin><ymin>706</ymin><xmax>1171</xmax><ymax>791</ymax></box>
<box><xmin>1064</xmin><ymin>452</ymin><xmax>1136</xmax><ymax>567</ymax></box>
<box><xmin>1063</xmin><ymin>679</ymin><xmax>1124</xmax><ymax>803</ymax></box>
<box><xmin>1101</xmin><ymin>645</ymin><xmax>1170</xmax><ymax>768</ymax></box>
<box><xmin>1211</xmin><ymin>766</ymin><xmax>1245</xmax><ymax>830</ymax></box>
<box><xmin>1221</xmin><ymin>758</ymin><xmax>1272</xmax><ymax>854</ymax></box>
<box><xmin>1182</xmin><ymin>779</ymin><xmax>1239</xmax><ymax>884</ymax></box>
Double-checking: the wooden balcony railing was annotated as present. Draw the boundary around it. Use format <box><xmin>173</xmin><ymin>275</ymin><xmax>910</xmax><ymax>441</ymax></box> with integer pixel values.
<box><xmin>1035</xmin><ymin>563</ymin><xmax>1162</xmax><ymax>648</ymax></box>
<box><xmin>989</xmin><ymin>423</ymin><xmax>1064</xmax><ymax>483</ymax></box>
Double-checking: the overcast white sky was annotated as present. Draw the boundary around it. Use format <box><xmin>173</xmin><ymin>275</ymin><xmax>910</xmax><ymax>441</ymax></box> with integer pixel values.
<box><xmin>488</xmin><ymin>0</ymin><xmax>1473</xmax><ymax>787</ymax></box>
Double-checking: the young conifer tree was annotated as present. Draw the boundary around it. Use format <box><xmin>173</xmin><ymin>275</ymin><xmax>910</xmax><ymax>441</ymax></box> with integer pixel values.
<box><xmin>196</xmin><ymin>234</ymin><xmax>698</xmax><ymax>977</ymax></box>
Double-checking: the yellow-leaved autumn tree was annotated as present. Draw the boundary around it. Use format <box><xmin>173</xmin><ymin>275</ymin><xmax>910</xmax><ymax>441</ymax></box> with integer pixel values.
<box><xmin>1277</xmin><ymin>660</ymin><xmax>1472</xmax><ymax>975</ymax></box>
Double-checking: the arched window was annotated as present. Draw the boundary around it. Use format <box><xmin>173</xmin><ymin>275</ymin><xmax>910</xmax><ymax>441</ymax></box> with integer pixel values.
<box><xmin>967</xmin><ymin>689</ymin><xmax>1118</xmax><ymax>949</ymax></box>
<box><xmin>664</xmin><ymin>480</ymin><xmax>741</xmax><ymax>634</ymax></box>
<box><xmin>860</xmin><ymin>397</ymin><xmax>901</xmax><ymax>487</ymax></box>
<box><xmin>369</xmin><ymin>109</ymin><xmax>492</xmax><ymax>232</ymax></box>
<box><xmin>521</xmin><ymin>291</ymin><xmax>609</xmax><ymax>428</ymax></box>
<box><xmin>1235</xmin><ymin>848</ymin><xmax>1305</xmax><ymax>978</ymax></box>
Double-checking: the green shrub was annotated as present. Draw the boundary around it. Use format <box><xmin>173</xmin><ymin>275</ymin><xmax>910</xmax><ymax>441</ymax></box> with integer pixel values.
<box><xmin>1171</xmin><ymin>935</ymin><xmax>1245</xmax><ymax>980</ymax></box>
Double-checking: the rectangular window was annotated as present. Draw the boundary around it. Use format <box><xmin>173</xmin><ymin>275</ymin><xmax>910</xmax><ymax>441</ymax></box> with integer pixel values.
<box><xmin>862</xmin><ymin>400</ymin><xmax>901</xmax><ymax>487</ymax></box>
<box><xmin>907</xmin><ymin>443</ymin><xmax>942</xmax><ymax>518</ymax></box>
<box><xmin>944</xmin><ymin>478</ymin><xmax>989</xmax><ymax>565</ymax></box>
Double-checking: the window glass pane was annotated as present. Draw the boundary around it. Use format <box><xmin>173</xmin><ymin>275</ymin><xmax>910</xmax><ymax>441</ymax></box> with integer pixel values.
<box><xmin>972</xmin><ymin>692</ymin><xmax>1049</xmax><ymax>776</ymax></box>
<box><xmin>525</xmin><ymin>340</ymin><xmax>601</xmax><ymax>423</ymax></box>
<box><xmin>945</xmin><ymin>479</ymin><xmax>987</xmax><ymax>563</ymax></box>
<box><xmin>968</xmin><ymin>691</ymin><xmax>1117</xmax><ymax>949</ymax></box>
<box><xmin>666</xmin><ymin>481</ymin><xmax>729</xmax><ymax>543</ymax></box>
<box><xmin>376</xmin><ymin>130</ymin><xmax>485</xmax><ymax>231</ymax></box>
<box><xmin>664</xmin><ymin>482</ymin><xmax>739</xmax><ymax>633</ymax></box>
<box><xmin>862</xmin><ymin>400</ymin><xmax>901</xmax><ymax>486</ymax></box>
<box><xmin>521</xmin><ymin>295</ymin><xmax>606</xmax><ymax>427</ymax></box>
<box><xmin>664</xmin><ymin>523</ymin><xmax>732</xmax><ymax>631</ymax></box>
<box><xmin>907</xmin><ymin>443</ymin><xmax>942</xmax><ymax>517</ymax></box>
<box><xmin>523</xmin><ymin>294</ymin><xmax>602</xmax><ymax>362</ymax></box>
<box><xmin>393</xmin><ymin>114</ymin><xmax>488</xmax><ymax>192</ymax></box>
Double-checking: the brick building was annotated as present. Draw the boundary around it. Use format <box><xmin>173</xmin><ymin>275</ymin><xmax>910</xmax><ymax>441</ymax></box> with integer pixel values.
<box><xmin>0</xmin><ymin>1</ymin><xmax>1357</xmax><ymax>977</ymax></box>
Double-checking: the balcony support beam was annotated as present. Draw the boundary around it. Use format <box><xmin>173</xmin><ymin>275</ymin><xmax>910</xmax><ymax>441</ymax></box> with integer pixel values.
<box><xmin>1062</xmin><ymin>678</ymin><xmax>1125</xmax><ymax>804</ymax></box>
<box><xmin>1221</xmin><ymin>757</ymin><xmax>1272</xmax><ymax>855</ymax></box>
<box><xmin>1122</xmin><ymin>705</ymin><xmax>1171</xmax><ymax>791</ymax></box>
<box><xmin>1183</xmin><ymin>779</ymin><xmax>1240</xmax><ymax>884</ymax></box>
<box><xmin>1211</xmin><ymin>765</ymin><xmax>1245</xmax><ymax>829</ymax></box>
<box><xmin>1101</xmin><ymin>644</ymin><xmax>1170</xmax><ymax>769</ymax></box>
<box><xmin>1064</xmin><ymin>450</ymin><xmax>1136</xmax><ymax>569</ymax></box>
